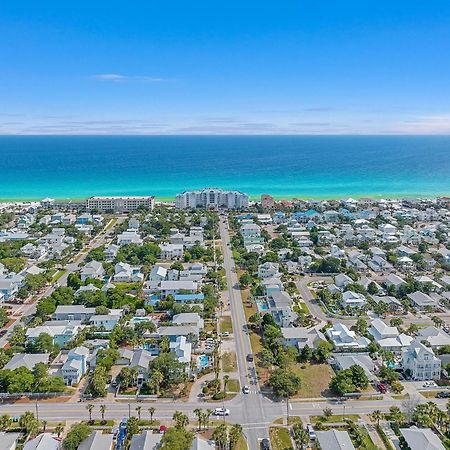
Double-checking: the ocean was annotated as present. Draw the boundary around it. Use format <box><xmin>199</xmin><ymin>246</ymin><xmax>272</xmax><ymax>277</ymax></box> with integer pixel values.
<box><xmin>0</xmin><ymin>135</ymin><xmax>449</xmax><ymax>200</ymax></box>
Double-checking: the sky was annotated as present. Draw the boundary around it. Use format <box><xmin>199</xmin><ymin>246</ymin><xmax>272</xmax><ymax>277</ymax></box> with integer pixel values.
<box><xmin>1</xmin><ymin>1</ymin><xmax>450</xmax><ymax>135</ymax></box>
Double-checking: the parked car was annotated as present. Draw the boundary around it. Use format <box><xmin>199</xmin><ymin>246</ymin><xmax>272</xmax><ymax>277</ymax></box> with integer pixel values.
<box><xmin>306</xmin><ymin>423</ymin><xmax>316</xmax><ymax>440</ymax></box>
<box><xmin>423</xmin><ymin>381</ymin><xmax>437</xmax><ymax>388</ymax></box>
<box><xmin>436</xmin><ymin>391</ymin><xmax>450</xmax><ymax>398</ymax></box>
<box><xmin>261</xmin><ymin>438</ymin><xmax>270</xmax><ymax>450</ymax></box>
<box><xmin>243</xmin><ymin>385</ymin><xmax>250</xmax><ymax>394</ymax></box>
<box><xmin>247</xmin><ymin>354</ymin><xmax>254</xmax><ymax>362</ymax></box>
<box><xmin>377</xmin><ymin>382</ymin><xmax>387</xmax><ymax>393</ymax></box>
<box><xmin>214</xmin><ymin>408</ymin><xmax>230</xmax><ymax>416</ymax></box>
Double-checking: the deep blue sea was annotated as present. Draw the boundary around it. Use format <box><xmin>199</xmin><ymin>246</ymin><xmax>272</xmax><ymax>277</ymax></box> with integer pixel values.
<box><xmin>0</xmin><ymin>135</ymin><xmax>449</xmax><ymax>200</ymax></box>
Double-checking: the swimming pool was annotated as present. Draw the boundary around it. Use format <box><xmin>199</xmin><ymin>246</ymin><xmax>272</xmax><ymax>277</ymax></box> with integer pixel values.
<box><xmin>198</xmin><ymin>354</ymin><xmax>210</xmax><ymax>369</ymax></box>
<box><xmin>256</xmin><ymin>299</ymin><xmax>269</xmax><ymax>312</ymax></box>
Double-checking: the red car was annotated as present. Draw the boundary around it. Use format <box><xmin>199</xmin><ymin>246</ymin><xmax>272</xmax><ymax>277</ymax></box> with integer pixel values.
<box><xmin>377</xmin><ymin>382</ymin><xmax>387</xmax><ymax>393</ymax></box>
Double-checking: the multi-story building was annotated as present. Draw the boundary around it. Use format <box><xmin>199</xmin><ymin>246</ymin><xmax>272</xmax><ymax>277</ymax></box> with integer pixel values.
<box><xmin>261</xmin><ymin>194</ymin><xmax>275</xmax><ymax>209</ymax></box>
<box><xmin>175</xmin><ymin>188</ymin><xmax>248</xmax><ymax>210</ymax></box>
<box><xmin>86</xmin><ymin>196</ymin><xmax>154</xmax><ymax>212</ymax></box>
<box><xmin>402</xmin><ymin>340</ymin><xmax>441</xmax><ymax>380</ymax></box>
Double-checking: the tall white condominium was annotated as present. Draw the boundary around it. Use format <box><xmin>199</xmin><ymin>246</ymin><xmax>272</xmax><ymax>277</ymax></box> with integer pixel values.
<box><xmin>86</xmin><ymin>196</ymin><xmax>155</xmax><ymax>212</ymax></box>
<box><xmin>176</xmin><ymin>188</ymin><xmax>249</xmax><ymax>210</ymax></box>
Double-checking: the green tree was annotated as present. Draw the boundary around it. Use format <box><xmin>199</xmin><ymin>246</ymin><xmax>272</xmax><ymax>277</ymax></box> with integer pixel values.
<box><xmin>292</xmin><ymin>423</ymin><xmax>309</xmax><ymax>449</ymax></box>
<box><xmin>126</xmin><ymin>416</ymin><xmax>140</xmax><ymax>439</ymax></box>
<box><xmin>160</xmin><ymin>427</ymin><xmax>193</xmax><ymax>450</ymax></box>
<box><xmin>148</xmin><ymin>407</ymin><xmax>156</xmax><ymax>424</ymax></box>
<box><xmin>19</xmin><ymin>411</ymin><xmax>39</xmax><ymax>435</ymax></box>
<box><xmin>62</xmin><ymin>423</ymin><xmax>91</xmax><ymax>450</ymax></box>
<box><xmin>86</xmin><ymin>404</ymin><xmax>94</xmax><ymax>422</ymax></box>
<box><xmin>212</xmin><ymin>423</ymin><xmax>228</xmax><ymax>450</ymax></box>
<box><xmin>370</xmin><ymin>410</ymin><xmax>384</xmax><ymax>426</ymax></box>
<box><xmin>100</xmin><ymin>404</ymin><xmax>106</xmax><ymax>423</ymax></box>
<box><xmin>172</xmin><ymin>410</ymin><xmax>189</xmax><ymax>429</ymax></box>
<box><xmin>0</xmin><ymin>414</ymin><xmax>11</xmax><ymax>431</ymax></box>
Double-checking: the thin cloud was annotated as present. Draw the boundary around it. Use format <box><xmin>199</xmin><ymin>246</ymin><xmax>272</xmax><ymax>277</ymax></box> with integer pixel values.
<box><xmin>91</xmin><ymin>73</ymin><xmax>168</xmax><ymax>82</ymax></box>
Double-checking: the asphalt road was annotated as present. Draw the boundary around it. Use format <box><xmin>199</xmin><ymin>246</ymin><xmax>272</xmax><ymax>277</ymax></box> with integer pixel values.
<box><xmin>219</xmin><ymin>218</ymin><xmax>270</xmax><ymax>448</ymax></box>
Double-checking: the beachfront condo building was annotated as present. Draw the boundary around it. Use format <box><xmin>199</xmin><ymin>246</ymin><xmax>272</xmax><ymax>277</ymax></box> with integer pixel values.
<box><xmin>175</xmin><ymin>188</ymin><xmax>249</xmax><ymax>210</ymax></box>
<box><xmin>86</xmin><ymin>196</ymin><xmax>155</xmax><ymax>212</ymax></box>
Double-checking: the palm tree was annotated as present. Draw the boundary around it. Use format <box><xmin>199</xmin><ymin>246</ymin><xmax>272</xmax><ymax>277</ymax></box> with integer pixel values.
<box><xmin>194</xmin><ymin>408</ymin><xmax>202</xmax><ymax>430</ymax></box>
<box><xmin>148</xmin><ymin>407</ymin><xmax>156</xmax><ymax>424</ymax></box>
<box><xmin>323</xmin><ymin>407</ymin><xmax>333</xmax><ymax>420</ymax></box>
<box><xmin>0</xmin><ymin>414</ymin><xmax>11</xmax><ymax>431</ymax></box>
<box><xmin>370</xmin><ymin>410</ymin><xmax>384</xmax><ymax>426</ymax></box>
<box><xmin>212</xmin><ymin>423</ymin><xmax>228</xmax><ymax>450</ymax></box>
<box><xmin>172</xmin><ymin>411</ymin><xmax>188</xmax><ymax>429</ymax></box>
<box><xmin>41</xmin><ymin>420</ymin><xmax>47</xmax><ymax>432</ymax></box>
<box><xmin>86</xmin><ymin>403</ymin><xmax>94</xmax><ymax>422</ymax></box>
<box><xmin>100</xmin><ymin>404</ymin><xmax>106</xmax><ymax>423</ymax></box>
<box><xmin>205</xmin><ymin>409</ymin><xmax>213</xmax><ymax>430</ymax></box>
<box><xmin>55</xmin><ymin>424</ymin><xmax>64</xmax><ymax>438</ymax></box>
<box><xmin>292</xmin><ymin>424</ymin><xmax>309</xmax><ymax>450</ymax></box>
<box><xmin>223</xmin><ymin>375</ymin><xmax>230</xmax><ymax>393</ymax></box>
<box><xmin>135</xmin><ymin>406</ymin><xmax>142</xmax><ymax>421</ymax></box>
<box><xmin>229</xmin><ymin>423</ymin><xmax>243</xmax><ymax>449</ymax></box>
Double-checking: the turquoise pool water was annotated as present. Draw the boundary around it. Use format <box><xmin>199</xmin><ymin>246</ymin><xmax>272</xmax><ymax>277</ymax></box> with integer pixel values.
<box><xmin>198</xmin><ymin>354</ymin><xmax>210</xmax><ymax>368</ymax></box>
<box><xmin>256</xmin><ymin>299</ymin><xmax>269</xmax><ymax>313</ymax></box>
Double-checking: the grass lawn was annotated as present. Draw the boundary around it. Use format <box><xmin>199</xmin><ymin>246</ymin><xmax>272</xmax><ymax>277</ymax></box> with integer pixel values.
<box><xmin>52</xmin><ymin>270</ymin><xmax>66</xmax><ymax>281</ymax></box>
<box><xmin>311</xmin><ymin>414</ymin><xmax>360</xmax><ymax>424</ymax></box>
<box><xmin>220</xmin><ymin>316</ymin><xmax>233</xmax><ymax>334</ymax></box>
<box><xmin>236</xmin><ymin>435</ymin><xmax>248</xmax><ymax>450</ymax></box>
<box><xmin>289</xmin><ymin>363</ymin><xmax>334</xmax><ymax>398</ymax></box>
<box><xmin>222</xmin><ymin>352</ymin><xmax>237</xmax><ymax>373</ymax></box>
<box><xmin>273</xmin><ymin>416</ymin><xmax>301</xmax><ymax>425</ymax></box>
<box><xmin>269</xmin><ymin>427</ymin><xmax>294</xmax><ymax>450</ymax></box>
<box><xmin>295</xmin><ymin>301</ymin><xmax>310</xmax><ymax>314</ymax></box>
<box><xmin>420</xmin><ymin>390</ymin><xmax>440</xmax><ymax>398</ymax></box>
<box><xmin>226</xmin><ymin>379</ymin><xmax>240</xmax><ymax>393</ymax></box>
<box><xmin>249</xmin><ymin>331</ymin><xmax>270</xmax><ymax>382</ymax></box>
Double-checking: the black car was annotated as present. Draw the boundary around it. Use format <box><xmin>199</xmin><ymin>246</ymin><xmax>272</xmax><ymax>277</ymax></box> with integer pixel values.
<box><xmin>247</xmin><ymin>354</ymin><xmax>254</xmax><ymax>362</ymax></box>
<box><xmin>261</xmin><ymin>438</ymin><xmax>270</xmax><ymax>450</ymax></box>
<box><xmin>436</xmin><ymin>391</ymin><xmax>450</xmax><ymax>398</ymax></box>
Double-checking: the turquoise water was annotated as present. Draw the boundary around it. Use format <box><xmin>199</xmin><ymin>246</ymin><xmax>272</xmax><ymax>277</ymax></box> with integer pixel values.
<box><xmin>198</xmin><ymin>354</ymin><xmax>210</xmax><ymax>368</ymax></box>
<box><xmin>1</xmin><ymin>135</ymin><xmax>449</xmax><ymax>199</ymax></box>
<box><xmin>256</xmin><ymin>299</ymin><xmax>269</xmax><ymax>312</ymax></box>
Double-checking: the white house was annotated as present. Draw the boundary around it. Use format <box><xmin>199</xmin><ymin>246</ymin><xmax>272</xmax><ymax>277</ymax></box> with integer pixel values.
<box><xmin>341</xmin><ymin>291</ymin><xmax>366</xmax><ymax>309</ymax></box>
<box><xmin>117</xmin><ymin>231</ymin><xmax>143</xmax><ymax>246</ymax></box>
<box><xmin>417</xmin><ymin>326</ymin><xmax>450</xmax><ymax>349</ymax></box>
<box><xmin>258</xmin><ymin>262</ymin><xmax>280</xmax><ymax>279</ymax></box>
<box><xmin>368</xmin><ymin>319</ymin><xmax>413</xmax><ymax>353</ymax></box>
<box><xmin>80</xmin><ymin>261</ymin><xmax>104</xmax><ymax>282</ymax></box>
<box><xmin>335</xmin><ymin>273</ymin><xmax>353</xmax><ymax>289</ymax></box>
<box><xmin>170</xmin><ymin>336</ymin><xmax>192</xmax><ymax>365</ymax></box>
<box><xmin>402</xmin><ymin>340</ymin><xmax>441</xmax><ymax>381</ymax></box>
<box><xmin>159</xmin><ymin>243</ymin><xmax>184</xmax><ymax>260</ymax></box>
<box><xmin>113</xmin><ymin>262</ymin><xmax>144</xmax><ymax>283</ymax></box>
<box><xmin>326</xmin><ymin>323</ymin><xmax>370</xmax><ymax>349</ymax></box>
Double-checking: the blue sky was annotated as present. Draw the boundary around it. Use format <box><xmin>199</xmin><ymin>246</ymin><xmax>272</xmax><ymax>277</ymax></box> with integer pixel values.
<box><xmin>1</xmin><ymin>1</ymin><xmax>450</xmax><ymax>134</ymax></box>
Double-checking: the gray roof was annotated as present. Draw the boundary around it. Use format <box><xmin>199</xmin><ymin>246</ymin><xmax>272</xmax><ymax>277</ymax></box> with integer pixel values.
<box><xmin>316</xmin><ymin>430</ymin><xmax>356</xmax><ymax>450</ymax></box>
<box><xmin>129</xmin><ymin>430</ymin><xmax>162</xmax><ymax>450</ymax></box>
<box><xmin>400</xmin><ymin>427</ymin><xmax>445</xmax><ymax>450</ymax></box>
<box><xmin>190</xmin><ymin>437</ymin><xmax>215</xmax><ymax>450</ymax></box>
<box><xmin>78</xmin><ymin>431</ymin><xmax>113</xmax><ymax>450</ymax></box>
<box><xmin>0</xmin><ymin>432</ymin><xmax>20</xmax><ymax>450</ymax></box>
<box><xmin>130</xmin><ymin>349</ymin><xmax>154</xmax><ymax>370</ymax></box>
<box><xmin>23</xmin><ymin>434</ymin><xmax>61</xmax><ymax>450</ymax></box>
<box><xmin>4</xmin><ymin>353</ymin><xmax>49</xmax><ymax>371</ymax></box>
